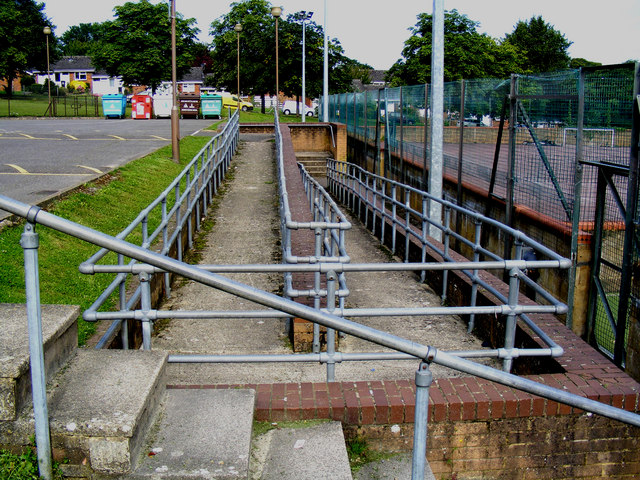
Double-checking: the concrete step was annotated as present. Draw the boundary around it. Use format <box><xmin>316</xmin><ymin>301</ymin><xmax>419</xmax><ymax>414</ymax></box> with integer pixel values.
<box><xmin>354</xmin><ymin>453</ymin><xmax>436</xmax><ymax>480</ymax></box>
<box><xmin>0</xmin><ymin>303</ymin><xmax>79</xmax><ymax>422</ymax></box>
<box><xmin>126</xmin><ymin>388</ymin><xmax>256</xmax><ymax>479</ymax></box>
<box><xmin>255</xmin><ymin>421</ymin><xmax>352</xmax><ymax>480</ymax></box>
<box><xmin>296</xmin><ymin>151</ymin><xmax>332</xmax><ymax>178</ymax></box>
<box><xmin>46</xmin><ymin>349</ymin><xmax>168</xmax><ymax>478</ymax></box>
<box><xmin>295</xmin><ymin>151</ymin><xmax>333</xmax><ymax>161</ymax></box>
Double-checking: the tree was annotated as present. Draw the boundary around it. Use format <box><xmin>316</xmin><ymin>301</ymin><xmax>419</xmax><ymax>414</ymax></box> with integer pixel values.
<box><xmin>0</xmin><ymin>0</ymin><xmax>59</xmax><ymax>97</ymax></box>
<box><xmin>91</xmin><ymin>0</ymin><xmax>198</xmax><ymax>93</ymax></box>
<box><xmin>503</xmin><ymin>16</ymin><xmax>572</xmax><ymax>73</ymax></box>
<box><xmin>386</xmin><ymin>10</ymin><xmax>524</xmax><ymax>86</ymax></box>
<box><xmin>59</xmin><ymin>23</ymin><xmax>106</xmax><ymax>56</ymax></box>
<box><xmin>190</xmin><ymin>42</ymin><xmax>214</xmax><ymax>74</ymax></box>
<box><xmin>209</xmin><ymin>0</ymin><xmax>369</xmax><ymax>112</ymax></box>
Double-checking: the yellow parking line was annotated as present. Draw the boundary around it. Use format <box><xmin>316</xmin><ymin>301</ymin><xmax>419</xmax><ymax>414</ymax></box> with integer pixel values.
<box><xmin>18</xmin><ymin>133</ymin><xmax>36</xmax><ymax>139</ymax></box>
<box><xmin>150</xmin><ymin>135</ymin><xmax>170</xmax><ymax>141</ymax></box>
<box><xmin>0</xmin><ymin>172</ymin><xmax>92</xmax><ymax>176</ymax></box>
<box><xmin>109</xmin><ymin>135</ymin><xmax>126</xmax><ymax>140</ymax></box>
<box><xmin>63</xmin><ymin>134</ymin><xmax>79</xmax><ymax>140</ymax></box>
<box><xmin>76</xmin><ymin>165</ymin><xmax>103</xmax><ymax>174</ymax></box>
<box><xmin>6</xmin><ymin>164</ymin><xmax>29</xmax><ymax>174</ymax></box>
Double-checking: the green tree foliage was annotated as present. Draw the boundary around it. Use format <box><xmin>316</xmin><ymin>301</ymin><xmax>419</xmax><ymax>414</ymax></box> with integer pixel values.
<box><xmin>0</xmin><ymin>0</ymin><xmax>59</xmax><ymax>96</ymax></box>
<box><xmin>503</xmin><ymin>16</ymin><xmax>572</xmax><ymax>73</ymax></box>
<box><xmin>209</xmin><ymin>0</ymin><xmax>369</xmax><ymax>111</ymax></box>
<box><xmin>59</xmin><ymin>22</ymin><xmax>106</xmax><ymax>56</ymax></box>
<box><xmin>386</xmin><ymin>10</ymin><xmax>524</xmax><ymax>86</ymax></box>
<box><xmin>91</xmin><ymin>0</ymin><xmax>198</xmax><ymax>93</ymax></box>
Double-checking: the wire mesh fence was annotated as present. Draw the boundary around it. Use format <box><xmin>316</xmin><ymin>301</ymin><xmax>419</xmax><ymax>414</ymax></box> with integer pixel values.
<box><xmin>322</xmin><ymin>63</ymin><xmax>638</xmax><ymax>363</ymax></box>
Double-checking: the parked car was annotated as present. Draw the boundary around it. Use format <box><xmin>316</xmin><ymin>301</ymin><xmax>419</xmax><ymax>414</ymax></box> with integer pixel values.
<box><xmin>219</xmin><ymin>93</ymin><xmax>253</xmax><ymax>111</ymax></box>
<box><xmin>281</xmin><ymin>100</ymin><xmax>314</xmax><ymax>116</ymax></box>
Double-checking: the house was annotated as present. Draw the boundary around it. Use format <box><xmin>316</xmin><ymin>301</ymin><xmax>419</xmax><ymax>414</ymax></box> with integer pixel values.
<box><xmin>352</xmin><ymin>69</ymin><xmax>389</xmax><ymax>92</ymax></box>
<box><xmin>177</xmin><ymin>66</ymin><xmax>205</xmax><ymax>95</ymax></box>
<box><xmin>33</xmin><ymin>56</ymin><xmax>125</xmax><ymax>95</ymax></box>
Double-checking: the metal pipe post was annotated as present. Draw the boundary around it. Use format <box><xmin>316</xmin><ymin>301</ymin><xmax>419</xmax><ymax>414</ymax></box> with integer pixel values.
<box><xmin>21</xmin><ymin>221</ymin><xmax>53</xmax><ymax>480</ymax></box>
<box><xmin>326</xmin><ymin>270</ymin><xmax>338</xmax><ymax>382</ymax></box>
<box><xmin>428</xmin><ymin>0</ymin><xmax>444</xmax><ymax>242</ymax></box>
<box><xmin>140</xmin><ymin>272</ymin><xmax>153</xmax><ymax>350</ymax></box>
<box><xmin>322</xmin><ymin>0</ymin><xmax>328</xmax><ymax>122</ymax></box>
<box><xmin>170</xmin><ymin>0</ymin><xmax>180</xmax><ymax>163</ymax></box>
<box><xmin>411</xmin><ymin>361</ymin><xmax>433</xmax><ymax>480</ymax></box>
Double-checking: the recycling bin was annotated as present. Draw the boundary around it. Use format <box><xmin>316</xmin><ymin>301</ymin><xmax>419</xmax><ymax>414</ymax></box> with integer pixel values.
<box><xmin>101</xmin><ymin>94</ymin><xmax>126</xmax><ymax>119</ymax></box>
<box><xmin>179</xmin><ymin>94</ymin><xmax>200</xmax><ymax>119</ymax></box>
<box><xmin>153</xmin><ymin>95</ymin><xmax>172</xmax><ymax>118</ymax></box>
<box><xmin>200</xmin><ymin>93</ymin><xmax>222</xmax><ymax>119</ymax></box>
<box><xmin>131</xmin><ymin>94</ymin><xmax>153</xmax><ymax>119</ymax></box>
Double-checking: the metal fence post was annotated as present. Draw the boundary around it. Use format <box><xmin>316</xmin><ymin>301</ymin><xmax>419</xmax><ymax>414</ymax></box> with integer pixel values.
<box><xmin>326</xmin><ymin>269</ymin><xmax>338</xmax><ymax>382</ymax></box>
<box><xmin>140</xmin><ymin>271</ymin><xmax>153</xmax><ymax>350</ymax></box>
<box><xmin>412</xmin><ymin>361</ymin><xmax>433</xmax><ymax>480</ymax></box>
<box><xmin>21</xmin><ymin>219</ymin><xmax>53</xmax><ymax>480</ymax></box>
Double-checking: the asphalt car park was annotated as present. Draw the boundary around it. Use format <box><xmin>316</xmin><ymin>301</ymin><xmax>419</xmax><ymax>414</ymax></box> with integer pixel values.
<box><xmin>0</xmin><ymin>118</ymin><xmax>212</xmax><ymax>220</ymax></box>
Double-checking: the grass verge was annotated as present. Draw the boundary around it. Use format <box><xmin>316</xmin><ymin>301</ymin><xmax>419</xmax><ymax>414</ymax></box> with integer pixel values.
<box><xmin>0</xmin><ymin>135</ymin><xmax>211</xmax><ymax>345</ymax></box>
<box><xmin>0</xmin><ymin>447</ymin><xmax>64</xmax><ymax>480</ymax></box>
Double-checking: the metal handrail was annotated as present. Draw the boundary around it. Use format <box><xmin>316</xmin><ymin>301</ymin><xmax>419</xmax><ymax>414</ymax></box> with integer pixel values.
<box><xmin>327</xmin><ymin>159</ymin><xmax>571</xmax><ymax>371</ymax></box>
<box><xmin>81</xmin><ymin>111</ymin><xmax>240</xmax><ymax>348</ymax></box>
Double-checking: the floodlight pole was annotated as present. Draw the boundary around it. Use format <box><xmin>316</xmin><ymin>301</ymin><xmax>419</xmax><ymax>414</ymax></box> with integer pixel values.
<box><xmin>301</xmin><ymin>12</ymin><xmax>313</xmax><ymax>122</ymax></box>
<box><xmin>170</xmin><ymin>0</ymin><xmax>180</xmax><ymax>163</ymax></box>
<box><xmin>429</xmin><ymin>0</ymin><xmax>444</xmax><ymax>241</ymax></box>
<box><xmin>322</xmin><ymin>0</ymin><xmax>328</xmax><ymax>122</ymax></box>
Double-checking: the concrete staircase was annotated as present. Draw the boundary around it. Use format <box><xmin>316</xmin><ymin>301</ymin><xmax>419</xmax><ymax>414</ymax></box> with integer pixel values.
<box><xmin>295</xmin><ymin>151</ymin><xmax>333</xmax><ymax>179</ymax></box>
<box><xmin>0</xmin><ymin>304</ymin><xmax>354</xmax><ymax>479</ymax></box>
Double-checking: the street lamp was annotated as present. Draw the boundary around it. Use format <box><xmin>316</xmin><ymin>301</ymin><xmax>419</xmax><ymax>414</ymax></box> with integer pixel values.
<box><xmin>43</xmin><ymin>26</ymin><xmax>51</xmax><ymax>117</ymax></box>
<box><xmin>301</xmin><ymin>11</ymin><xmax>313</xmax><ymax>123</ymax></box>
<box><xmin>234</xmin><ymin>23</ymin><xmax>242</xmax><ymax>113</ymax></box>
<box><xmin>271</xmin><ymin>6</ymin><xmax>282</xmax><ymax>112</ymax></box>
<box><xmin>170</xmin><ymin>0</ymin><xmax>180</xmax><ymax>163</ymax></box>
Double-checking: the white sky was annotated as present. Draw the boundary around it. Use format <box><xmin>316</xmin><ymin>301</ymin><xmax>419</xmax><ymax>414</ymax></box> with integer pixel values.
<box><xmin>42</xmin><ymin>0</ymin><xmax>639</xmax><ymax>70</ymax></box>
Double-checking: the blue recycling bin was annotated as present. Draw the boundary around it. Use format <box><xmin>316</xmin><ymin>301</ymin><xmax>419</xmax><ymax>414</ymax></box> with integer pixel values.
<box><xmin>101</xmin><ymin>94</ymin><xmax>127</xmax><ymax>119</ymax></box>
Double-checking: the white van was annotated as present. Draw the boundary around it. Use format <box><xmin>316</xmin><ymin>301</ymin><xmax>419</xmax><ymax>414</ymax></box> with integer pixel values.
<box><xmin>281</xmin><ymin>100</ymin><xmax>314</xmax><ymax>116</ymax></box>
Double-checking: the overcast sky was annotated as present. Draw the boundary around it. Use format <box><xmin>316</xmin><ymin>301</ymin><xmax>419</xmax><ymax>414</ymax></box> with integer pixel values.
<box><xmin>42</xmin><ymin>0</ymin><xmax>639</xmax><ymax>70</ymax></box>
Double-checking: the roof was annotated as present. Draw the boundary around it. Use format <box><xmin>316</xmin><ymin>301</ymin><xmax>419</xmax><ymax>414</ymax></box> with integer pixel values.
<box><xmin>178</xmin><ymin>66</ymin><xmax>204</xmax><ymax>84</ymax></box>
<box><xmin>49</xmin><ymin>56</ymin><xmax>95</xmax><ymax>73</ymax></box>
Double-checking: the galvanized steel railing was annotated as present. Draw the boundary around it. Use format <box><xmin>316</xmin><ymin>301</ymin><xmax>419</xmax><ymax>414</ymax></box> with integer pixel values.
<box><xmin>326</xmin><ymin>158</ymin><xmax>571</xmax><ymax>372</ymax></box>
<box><xmin>274</xmin><ymin>112</ymin><xmax>351</xmax><ymax>354</ymax></box>
<box><xmin>81</xmin><ymin>111</ymin><xmax>240</xmax><ymax>348</ymax></box>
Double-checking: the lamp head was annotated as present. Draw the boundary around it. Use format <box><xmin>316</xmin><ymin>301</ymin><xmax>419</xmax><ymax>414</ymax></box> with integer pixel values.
<box><xmin>271</xmin><ymin>6</ymin><xmax>282</xmax><ymax>18</ymax></box>
<box><xmin>234</xmin><ymin>23</ymin><xmax>243</xmax><ymax>33</ymax></box>
<box><xmin>43</xmin><ymin>26</ymin><xmax>51</xmax><ymax>35</ymax></box>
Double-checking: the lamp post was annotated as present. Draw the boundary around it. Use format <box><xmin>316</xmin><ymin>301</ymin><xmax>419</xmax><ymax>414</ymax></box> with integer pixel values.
<box><xmin>234</xmin><ymin>23</ymin><xmax>242</xmax><ymax>113</ymax></box>
<box><xmin>170</xmin><ymin>0</ymin><xmax>180</xmax><ymax>163</ymax></box>
<box><xmin>323</xmin><ymin>0</ymin><xmax>328</xmax><ymax>122</ymax></box>
<box><xmin>43</xmin><ymin>26</ymin><xmax>51</xmax><ymax>117</ymax></box>
<box><xmin>301</xmin><ymin>11</ymin><xmax>313</xmax><ymax>123</ymax></box>
<box><xmin>271</xmin><ymin>6</ymin><xmax>282</xmax><ymax>112</ymax></box>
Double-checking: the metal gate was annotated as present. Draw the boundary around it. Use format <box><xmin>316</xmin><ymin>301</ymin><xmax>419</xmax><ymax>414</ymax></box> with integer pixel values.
<box><xmin>584</xmin><ymin>64</ymin><xmax>639</xmax><ymax>367</ymax></box>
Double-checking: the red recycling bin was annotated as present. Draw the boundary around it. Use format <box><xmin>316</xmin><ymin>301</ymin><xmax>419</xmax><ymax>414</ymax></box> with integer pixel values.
<box><xmin>131</xmin><ymin>94</ymin><xmax>153</xmax><ymax>120</ymax></box>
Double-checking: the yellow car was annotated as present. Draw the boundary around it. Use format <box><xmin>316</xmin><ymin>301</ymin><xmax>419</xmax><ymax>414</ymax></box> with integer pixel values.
<box><xmin>220</xmin><ymin>94</ymin><xmax>253</xmax><ymax>111</ymax></box>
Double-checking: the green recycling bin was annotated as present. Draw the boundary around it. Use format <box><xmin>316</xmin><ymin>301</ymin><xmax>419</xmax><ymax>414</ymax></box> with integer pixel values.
<box><xmin>201</xmin><ymin>94</ymin><xmax>222</xmax><ymax>119</ymax></box>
